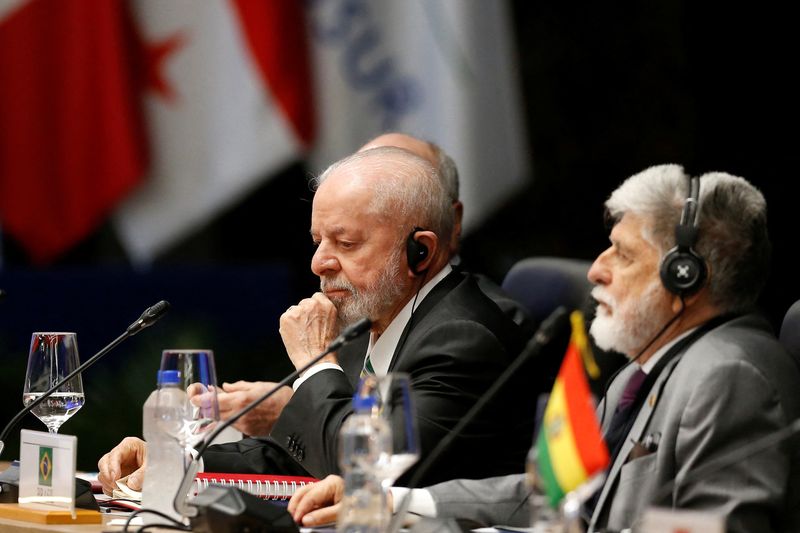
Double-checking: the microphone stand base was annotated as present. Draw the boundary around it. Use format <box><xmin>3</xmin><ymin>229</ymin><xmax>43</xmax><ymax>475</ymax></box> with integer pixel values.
<box><xmin>189</xmin><ymin>486</ymin><xmax>298</xmax><ymax>533</ymax></box>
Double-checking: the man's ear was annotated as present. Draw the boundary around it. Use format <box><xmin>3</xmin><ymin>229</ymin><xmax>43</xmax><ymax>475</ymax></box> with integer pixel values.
<box><xmin>407</xmin><ymin>230</ymin><xmax>439</xmax><ymax>277</ymax></box>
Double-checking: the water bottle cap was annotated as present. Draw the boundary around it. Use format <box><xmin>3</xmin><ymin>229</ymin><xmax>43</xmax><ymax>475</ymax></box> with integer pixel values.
<box><xmin>352</xmin><ymin>394</ymin><xmax>377</xmax><ymax>412</ymax></box>
<box><xmin>157</xmin><ymin>370</ymin><xmax>181</xmax><ymax>385</ymax></box>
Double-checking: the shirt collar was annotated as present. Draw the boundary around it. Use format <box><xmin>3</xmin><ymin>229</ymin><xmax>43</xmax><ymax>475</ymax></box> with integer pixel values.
<box><xmin>640</xmin><ymin>326</ymin><xmax>699</xmax><ymax>374</ymax></box>
<box><xmin>365</xmin><ymin>264</ymin><xmax>453</xmax><ymax>377</ymax></box>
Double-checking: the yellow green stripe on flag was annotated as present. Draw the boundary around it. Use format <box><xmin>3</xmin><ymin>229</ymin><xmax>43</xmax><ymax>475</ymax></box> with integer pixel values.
<box><xmin>536</xmin><ymin>311</ymin><xmax>609</xmax><ymax>507</ymax></box>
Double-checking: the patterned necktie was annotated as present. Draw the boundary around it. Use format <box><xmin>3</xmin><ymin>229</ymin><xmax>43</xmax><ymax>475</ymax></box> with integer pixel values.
<box><xmin>360</xmin><ymin>353</ymin><xmax>376</xmax><ymax>378</ymax></box>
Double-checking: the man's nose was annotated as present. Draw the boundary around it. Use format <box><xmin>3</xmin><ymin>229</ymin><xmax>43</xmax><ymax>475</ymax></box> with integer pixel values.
<box><xmin>588</xmin><ymin>249</ymin><xmax>611</xmax><ymax>286</ymax></box>
<box><xmin>312</xmin><ymin>246</ymin><xmax>339</xmax><ymax>276</ymax></box>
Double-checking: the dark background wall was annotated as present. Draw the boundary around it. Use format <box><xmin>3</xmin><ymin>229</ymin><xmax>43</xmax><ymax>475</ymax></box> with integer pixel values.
<box><xmin>1</xmin><ymin>2</ymin><xmax>798</xmax><ymax>470</ymax></box>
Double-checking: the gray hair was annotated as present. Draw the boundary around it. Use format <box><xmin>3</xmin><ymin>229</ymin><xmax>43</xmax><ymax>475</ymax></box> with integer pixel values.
<box><xmin>605</xmin><ymin>164</ymin><xmax>770</xmax><ymax>312</ymax></box>
<box><xmin>312</xmin><ymin>146</ymin><xmax>454</xmax><ymax>249</ymax></box>
<box><xmin>429</xmin><ymin>143</ymin><xmax>460</xmax><ymax>202</ymax></box>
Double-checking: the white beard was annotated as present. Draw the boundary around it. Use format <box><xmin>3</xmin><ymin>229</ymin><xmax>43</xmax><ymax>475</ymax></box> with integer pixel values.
<box><xmin>589</xmin><ymin>278</ymin><xmax>674</xmax><ymax>359</ymax></box>
<box><xmin>320</xmin><ymin>247</ymin><xmax>405</xmax><ymax>330</ymax></box>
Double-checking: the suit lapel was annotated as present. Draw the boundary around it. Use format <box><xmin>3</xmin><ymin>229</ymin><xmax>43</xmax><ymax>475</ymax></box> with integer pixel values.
<box><xmin>590</xmin><ymin>356</ymin><xmax>682</xmax><ymax>529</ymax></box>
<box><xmin>387</xmin><ymin>270</ymin><xmax>464</xmax><ymax>373</ymax></box>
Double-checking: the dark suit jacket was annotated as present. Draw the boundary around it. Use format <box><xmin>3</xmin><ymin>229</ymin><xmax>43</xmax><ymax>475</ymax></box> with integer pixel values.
<box><xmin>269</xmin><ymin>270</ymin><xmax>549</xmax><ymax>486</ymax></box>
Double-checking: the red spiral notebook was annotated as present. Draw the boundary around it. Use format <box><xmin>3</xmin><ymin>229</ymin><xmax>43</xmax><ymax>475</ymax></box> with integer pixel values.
<box><xmin>99</xmin><ymin>472</ymin><xmax>318</xmax><ymax>504</ymax></box>
<box><xmin>193</xmin><ymin>473</ymin><xmax>318</xmax><ymax>500</ymax></box>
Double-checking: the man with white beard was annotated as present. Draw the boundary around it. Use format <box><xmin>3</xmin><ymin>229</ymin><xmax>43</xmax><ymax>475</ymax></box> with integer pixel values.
<box><xmin>98</xmin><ymin>146</ymin><xmax>538</xmax><ymax>492</ymax></box>
<box><xmin>288</xmin><ymin>164</ymin><xmax>800</xmax><ymax>533</ymax></box>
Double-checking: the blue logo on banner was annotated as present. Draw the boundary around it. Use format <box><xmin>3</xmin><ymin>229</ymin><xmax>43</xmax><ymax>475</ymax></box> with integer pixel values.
<box><xmin>308</xmin><ymin>0</ymin><xmax>422</xmax><ymax>129</ymax></box>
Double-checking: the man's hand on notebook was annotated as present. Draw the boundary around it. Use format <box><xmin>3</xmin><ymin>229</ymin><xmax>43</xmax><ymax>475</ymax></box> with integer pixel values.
<box><xmin>289</xmin><ymin>474</ymin><xmax>373</xmax><ymax>527</ymax></box>
<box><xmin>97</xmin><ymin>436</ymin><xmax>147</xmax><ymax>496</ymax></box>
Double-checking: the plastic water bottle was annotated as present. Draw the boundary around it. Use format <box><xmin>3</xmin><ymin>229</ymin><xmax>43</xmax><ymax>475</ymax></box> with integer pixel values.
<box><xmin>337</xmin><ymin>394</ymin><xmax>392</xmax><ymax>533</ymax></box>
<box><xmin>141</xmin><ymin>370</ymin><xmax>187</xmax><ymax>525</ymax></box>
<box><xmin>525</xmin><ymin>446</ymin><xmax>559</xmax><ymax>527</ymax></box>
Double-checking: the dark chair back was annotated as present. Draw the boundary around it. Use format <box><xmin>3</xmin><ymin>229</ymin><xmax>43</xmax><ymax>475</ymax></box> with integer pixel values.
<box><xmin>501</xmin><ymin>256</ymin><xmax>593</xmax><ymax>324</ymax></box>
<box><xmin>779</xmin><ymin>299</ymin><xmax>800</xmax><ymax>362</ymax></box>
<box><xmin>502</xmin><ymin>256</ymin><xmax>628</xmax><ymax>399</ymax></box>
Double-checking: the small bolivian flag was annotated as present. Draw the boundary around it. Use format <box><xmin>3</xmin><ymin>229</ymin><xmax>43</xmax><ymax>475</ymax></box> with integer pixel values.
<box><xmin>536</xmin><ymin>310</ymin><xmax>609</xmax><ymax>507</ymax></box>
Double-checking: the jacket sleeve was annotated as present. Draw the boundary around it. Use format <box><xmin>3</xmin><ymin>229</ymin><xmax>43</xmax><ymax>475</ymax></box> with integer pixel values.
<box><xmin>427</xmin><ymin>473</ymin><xmax>531</xmax><ymax>527</ymax></box>
<box><xmin>672</xmin><ymin>358</ymin><xmax>794</xmax><ymax>533</ymax></box>
<box><xmin>270</xmin><ymin>367</ymin><xmax>354</xmax><ymax>477</ymax></box>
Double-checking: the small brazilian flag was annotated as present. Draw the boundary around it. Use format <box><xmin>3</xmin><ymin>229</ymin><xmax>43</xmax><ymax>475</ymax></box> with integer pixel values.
<box><xmin>39</xmin><ymin>446</ymin><xmax>53</xmax><ymax>486</ymax></box>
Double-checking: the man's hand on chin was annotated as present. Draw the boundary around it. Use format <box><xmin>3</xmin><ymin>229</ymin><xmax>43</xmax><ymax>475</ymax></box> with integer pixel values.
<box><xmin>280</xmin><ymin>292</ymin><xmax>340</xmax><ymax>369</ymax></box>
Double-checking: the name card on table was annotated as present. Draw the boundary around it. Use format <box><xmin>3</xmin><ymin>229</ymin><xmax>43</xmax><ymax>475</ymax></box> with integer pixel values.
<box><xmin>18</xmin><ymin>429</ymin><xmax>78</xmax><ymax>518</ymax></box>
<box><xmin>640</xmin><ymin>506</ymin><xmax>724</xmax><ymax>533</ymax></box>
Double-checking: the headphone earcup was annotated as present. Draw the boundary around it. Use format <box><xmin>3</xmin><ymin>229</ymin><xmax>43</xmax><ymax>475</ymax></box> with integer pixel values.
<box><xmin>406</xmin><ymin>231</ymin><xmax>429</xmax><ymax>275</ymax></box>
<box><xmin>660</xmin><ymin>247</ymin><xmax>707</xmax><ymax>295</ymax></box>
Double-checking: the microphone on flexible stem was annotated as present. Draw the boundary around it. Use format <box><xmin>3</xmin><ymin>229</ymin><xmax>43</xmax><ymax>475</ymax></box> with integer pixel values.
<box><xmin>0</xmin><ymin>300</ymin><xmax>170</xmax><ymax>459</ymax></box>
<box><xmin>388</xmin><ymin>306</ymin><xmax>570</xmax><ymax>533</ymax></box>
<box><xmin>172</xmin><ymin>318</ymin><xmax>372</xmax><ymax>528</ymax></box>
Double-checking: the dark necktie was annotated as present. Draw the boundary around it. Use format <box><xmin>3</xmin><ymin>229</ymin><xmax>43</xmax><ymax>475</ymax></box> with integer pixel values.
<box><xmin>617</xmin><ymin>368</ymin><xmax>647</xmax><ymax>411</ymax></box>
<box><xmin>605</xmin><ymin>367</ymin><xmax>647</xmax><ymax>461</ymax></box>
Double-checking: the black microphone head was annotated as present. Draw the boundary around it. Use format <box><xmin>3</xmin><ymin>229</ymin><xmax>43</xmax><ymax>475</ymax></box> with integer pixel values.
<box><xmin>0</xmin><ymin>289</ymin><xmax>6</xmax><ymax>301</ymax></box>
<box><xmin>127</xmin><ymin>300</ymin><xmax>170</xmax><ymax>335</ymax></box>
<box><xmin>143</xmin><ymin>300</ymin><xmax>170</xmax><ymax>321</ymax></box>
<box><xmin>328</xmin><ymin>318</ymin><xmax>373</xmax><ymax>351</ymax></box>
<box><xmin>342</xmin><ymin>318</ymin><xmax>372</xmax><ymax>340</ymax></box>
<box><xmin>533</xmin><ymin>306</ymin><xmax>570</xmax><ymax>344</ymax></box>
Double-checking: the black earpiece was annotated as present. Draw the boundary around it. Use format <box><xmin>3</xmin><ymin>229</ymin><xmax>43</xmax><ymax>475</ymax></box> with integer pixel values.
<box><xmin>659</xmin><ymin>175</ymin><xmax>707</xmax><ymax>295</ymax></box>
<box><xmin>406</xmin><ymin>227</ymin><xmax>429</xmax><ymax>275</ymax></box>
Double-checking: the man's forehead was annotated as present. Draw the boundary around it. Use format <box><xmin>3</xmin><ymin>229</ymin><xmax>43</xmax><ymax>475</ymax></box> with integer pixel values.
<box><xmin>313</xmin><ymin>171</ymin><xmax>373</xmax><ymax>210</ymax></box>
<box><xmin>611</xmin><ymin>212</ymin><xmax>661</xmax><ymax>256</ymax></box>
<box><xmin>611</xmin><ymin>213</ymin><xmax>647</xmax><ymax>243</ymax></box>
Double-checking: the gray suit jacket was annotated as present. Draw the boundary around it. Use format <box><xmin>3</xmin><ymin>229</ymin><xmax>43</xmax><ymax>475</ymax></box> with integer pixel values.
<box><xmin>591</xmin><ymin>314</ymin><xmax>800</xmax><ymax>532</ymax></box>
<box><xmin>427</xmin><ymin>314</ymin><xmax>800</xmax><ymax>532</ymax></box>
<box><xmin>428</xmin><ymin>473</ymin><xmax>530</xmax><ymax>527</ymax></box>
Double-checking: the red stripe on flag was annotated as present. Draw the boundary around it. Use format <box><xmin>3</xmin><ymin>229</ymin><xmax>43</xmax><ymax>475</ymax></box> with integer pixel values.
<box><xmin>230</xmin><ymin>0</ymin><xmax>315</xmax><ymax>146</ymax></box>
<box><xmin>561</xmin><ymin>342</ymin><xmax>610</xmax><ymax>473</ymax></box>
<box><xmin>0</xmin><ymin>0</ymin><xmax>147</xmax><ymax>264</ymax></box>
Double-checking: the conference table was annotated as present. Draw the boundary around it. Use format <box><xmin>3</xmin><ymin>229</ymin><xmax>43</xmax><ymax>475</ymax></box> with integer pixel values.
<box><xmin>0</xmin><ymin>515</ymin><xmax>108</xmax><ymax>533</ymax></box>
<box><xmin>0</xmin><ymin>509</ymin><xmax>516</xmax><ymax>533</ymax></box>
<box><xmin>0</xmin><ymin>462</ymin><xmax>515</xmax><ymax>532</ymax></box>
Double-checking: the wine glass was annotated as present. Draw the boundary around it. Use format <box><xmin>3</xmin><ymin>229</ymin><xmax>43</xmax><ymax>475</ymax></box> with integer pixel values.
<box><xmin>22</xmin><ymin>332</ymin><xmax>84</xmax><ymax>434</ymax></box>
<box><xmin>156</xmin><ymin>349</ymin><xmax>220</xmax><ymax>452</ymax></box>
<box><xmin>358</xmin><ymin>372</ymin><xmax>420</xmax><ymax>488</ymax></box>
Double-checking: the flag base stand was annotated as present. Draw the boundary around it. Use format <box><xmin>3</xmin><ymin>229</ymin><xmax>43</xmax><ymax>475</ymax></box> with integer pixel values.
<box><xmin>0</xmin><ymin>503</ymin><xmax>101</xmax><ymax>524</ymax></box>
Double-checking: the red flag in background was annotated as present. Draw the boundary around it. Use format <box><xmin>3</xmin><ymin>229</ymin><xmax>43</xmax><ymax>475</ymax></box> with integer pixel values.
<box><xmin>0</xmin><ymin>0</ymin><xmax>147</xmax><ymax>264</ymax></box>
<box><xmin>231</xmin><ymin>0</ymin><xmax>314</xmax><ymax>146</ymax></box>
<box><xmin>114</xmin><ymin>0</ymin><xmax>313</xmax><ymax>263</ymax></box>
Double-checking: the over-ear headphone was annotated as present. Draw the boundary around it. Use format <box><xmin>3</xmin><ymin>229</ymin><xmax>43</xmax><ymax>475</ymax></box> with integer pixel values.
<box><xmin>406</xmin><ymin>227</ymin><xmax>429</xmax><ymax>275</ymax></box>
<box><xmin>659</xmin><ymin>175</ymin><xmax>707</xmax><ymax>295</ymax></box>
